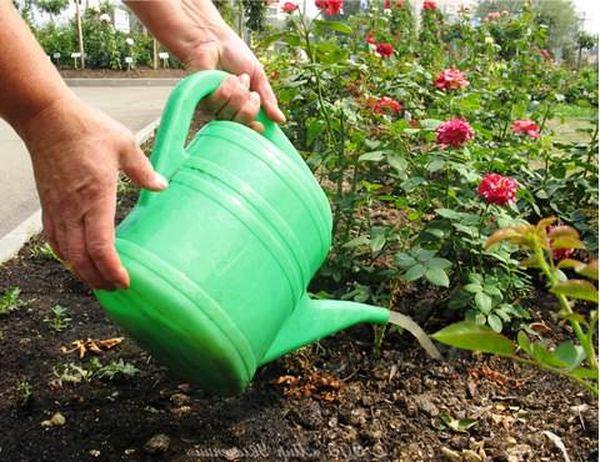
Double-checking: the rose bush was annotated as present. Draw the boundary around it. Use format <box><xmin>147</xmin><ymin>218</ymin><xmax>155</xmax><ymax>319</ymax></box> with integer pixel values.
<box><xmin>259</xmin><ymin>0</ymin><xmax>597</xmax><ymax>356</ymax></box>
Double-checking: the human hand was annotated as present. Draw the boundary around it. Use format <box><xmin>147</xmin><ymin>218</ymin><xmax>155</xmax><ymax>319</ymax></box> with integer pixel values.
<box><xmin>20</xmin><ymin>96</ymin><xmax>167</xmax><ymax>290</ymax></box>
<box><xmin>183</xmin><ymin>28</ymin><xmax>286</xmax><ymax>131</ymax></box>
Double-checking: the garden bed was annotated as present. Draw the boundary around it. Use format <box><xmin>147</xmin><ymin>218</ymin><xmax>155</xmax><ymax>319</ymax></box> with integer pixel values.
<box><xmin>59</xmin><ymin>68</ymin><xmax>187</xmax><ymax>79</ymax></box>
<box><xmin>0</xmin><ymin>179</ymin><xmax>596</xmax><ymax>462</ymax></box>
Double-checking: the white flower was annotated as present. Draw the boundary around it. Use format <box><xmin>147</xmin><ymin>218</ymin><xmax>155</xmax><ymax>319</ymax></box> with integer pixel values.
<box><xmin>99</xmin><ymin>13</ymin><xmax>111</xmax><ymax>22</ymax></box>
<box><xmin>383</xmin><ymin>8</ymin><xmax>392</xmax><ymax>15</ymax></box>
<box><xmin>484</xmin><ymin>36</ymin><xmax>495</xmax><ymax>45</ymax></box>
<box><xmin>125</xmin><ymin>37</ymin><xmax>134</xmax><ymax>46</ymax></box>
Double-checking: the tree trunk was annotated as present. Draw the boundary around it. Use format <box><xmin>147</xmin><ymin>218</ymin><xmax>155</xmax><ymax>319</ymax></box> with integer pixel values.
<box><xmin>74</xmin><ymin>0</ymin><xmax>85</xmax><ymax>69</ymax></box>
<box><xmin>577</xmin><ymin>46</ymin><xmax>582</xmax><ymax>70</ymax></box>
<box><xmin>152</xmin><ymin>38</ymin><xmax>158</xmax><ymax>70</ymax></box>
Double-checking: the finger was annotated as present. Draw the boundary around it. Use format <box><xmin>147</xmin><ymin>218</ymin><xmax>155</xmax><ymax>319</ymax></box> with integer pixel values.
<box><xmin>233</xmin><ymin>91</ymin><xmax>262</xmax><ymax>131</ymax></box>
<box><xmin>120</xmin><ymin>141</ymin><xmax>168</xmax><ymax>191</ymax></box>
<box><xmin>248</xmin><ymin>121</ymin><xmax>265</xmax><ymax>133</ymax></box>
<box><xmin>251</xmin><ymin>69</ymin><xmax>286</xmax><ymax>123</ymax></box>
<box><xmin>64</xmin><ymin>219</ymin><xmax>112</xmax><ymax>290</ymax></box>
<box><xmin>42</xmin><ymin>212</ymin><xmax>63</xmax><ymax>260</ymax></box>
<box><xmin>216</xmin><ymin>89</ymin><xmax>251</xmax><ymax>122</ymax></box>
<box><xmin>200</xmin><ymin>74</ymin><xmax>241</xmax><ymax>117</ymax></box>
<box><xmin>84</xmin><ymin>195</ymin><xmax>129</xmax><ymax>290</ymax></box>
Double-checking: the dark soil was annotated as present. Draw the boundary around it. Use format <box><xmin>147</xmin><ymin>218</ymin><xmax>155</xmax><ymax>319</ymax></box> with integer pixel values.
<box><xmin>0</xmin><ymin>146</ymin><xmax>597</xmax><ymax>461</ymax></box>
<box><xmin>60</xmin><ymin>67</ymin><xmax>187</xmax><ymax>79</ymax></box>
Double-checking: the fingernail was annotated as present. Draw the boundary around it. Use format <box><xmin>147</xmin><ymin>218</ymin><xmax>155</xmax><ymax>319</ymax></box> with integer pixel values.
<box><xmin>250</xmin><ymin>91</ymin><xmax>260</xmax><ymax>103</ymax></box>
<box><xmin>276</xmin><ymin>108</ymin><xmax>286</xmax><ymax>123</ymax></box>
<box><xmin>239</xmin><ymin>73</ymin><xmax>251</xmax><ymax>89</ymax></box>
<box><xmin>155</xmin><ymin>172</ymin><xmax>169</xmax><ymax>189</ymax></box>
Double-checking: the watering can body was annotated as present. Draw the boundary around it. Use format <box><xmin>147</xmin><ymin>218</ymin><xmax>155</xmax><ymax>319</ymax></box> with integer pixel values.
<box><xmin>95</xmin><ymin>71</ymin><xmax>389</xmax><ymax>395</ymax></box>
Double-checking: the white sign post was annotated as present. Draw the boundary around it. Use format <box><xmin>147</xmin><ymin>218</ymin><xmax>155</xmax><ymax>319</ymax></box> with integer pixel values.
<box><xmin>158</xmin><ymin>52</ymin><xmax>170</xmax><ymax>68</ymax></box>
<box><xmin>125</xmin><ymin>56</ymin><xmax>134</xmax><ymax>71</ymax></box>
<box><xmin>71</xmin><ymin>52</ymin><xmax>81</xmax><ymax>69</ymax></box>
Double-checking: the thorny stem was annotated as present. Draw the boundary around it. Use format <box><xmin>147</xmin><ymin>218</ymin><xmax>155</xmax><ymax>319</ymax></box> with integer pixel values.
<box><xmin>332</xmin><ymin>110</ymin><xmax>346</xmax><ymax>238</ymax></box>
<box><xmin>510</xmin><ymin>355</ymin><xmax>598</xmax><ymax>396</ymax></box>
<box><xmin>297</xmin><ymin>15</ymin><xmax>335</xmax><ymax>157</ymax></box>
<box><xmin>476</xmin><ymin>203</ymin><xmax>491</xmax><ymax>272</ymax></box>
<box><xmin>584</xmin><ymin>117</ymin><xmax>598</xmax><ymax>179</ymax></box>
<box><xmin>533</xmin><ymin>246</ymin><xmax>598</xmax><ymax>370</ymax></box>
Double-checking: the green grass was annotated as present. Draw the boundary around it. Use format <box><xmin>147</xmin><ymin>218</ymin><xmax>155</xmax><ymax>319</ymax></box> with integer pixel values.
<box><xmin>547</xmin><ymin>103</ymin><xmax>597</xmax><ymax>145</ymax></box>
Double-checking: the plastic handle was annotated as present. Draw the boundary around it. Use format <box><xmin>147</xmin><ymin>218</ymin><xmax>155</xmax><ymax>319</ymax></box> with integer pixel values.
<box><xmin>140</xmin><ymin>70</ymin><xmax>296</xmax><ymax>206</ymax></box>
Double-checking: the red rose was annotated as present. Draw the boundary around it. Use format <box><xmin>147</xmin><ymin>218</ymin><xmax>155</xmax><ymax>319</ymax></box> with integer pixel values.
<box><xmin>477</xmin><ymin>173</ymin><xmax>518</xmax><ymax>206</ymax></box>
<box><xmin>512</xmin><ymin>120</ymin><xmax>540</xmax><ymax>139</ymax></box>
<box><xmin>384</xmin><ymin>0</ymin><xmax>391</xmax><ymax>8</ymax></box>
<box><xmin>547</xmin><ymin>225</ymin><xmax>576</xmax><ymax>261</ymax></box>
<box><xmin>315</xmin><ymin>0</ymin><xmax>343</xmax><ymax>16</ymax></box>
<box><xmin>434</xmin><ymin>68</ymin><xmax>469</xmax><ymax>91</ymax></box>
<box><xmin>423</xmin><ymin>0</ymin><xmax>437</xmax><ymax>10</ymax></box>
<box><xmin>282</xmin><ymin>2</ymin><xmax>298</xmax><ymax>13</ymax></box>
<box><xmin>375</xmin><ymin>42</ymin><xmax>394</xmax><ymax>58</ymax></box>
<box><xmin>435</xmin><ymin>118</ymin><xmax>474</xmax><ymax>148</ymax></box>
<box><xmin>372</xmin><ymin>96</ymin><xmax>403</xmax><ymax>115</ymax></box>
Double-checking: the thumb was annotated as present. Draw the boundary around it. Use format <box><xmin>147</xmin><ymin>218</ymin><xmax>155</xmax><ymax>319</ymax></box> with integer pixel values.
<box><xmin>120</xmin><ymin>142</ymin><xmax>168</xmax><ymax>191</ymax></box>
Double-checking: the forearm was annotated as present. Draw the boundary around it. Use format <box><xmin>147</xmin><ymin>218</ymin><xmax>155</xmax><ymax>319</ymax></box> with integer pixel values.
<box><xmin>125</xmin><ymin>0</ymin><xmax>232</xmax><ymax>65</ymax></box>
<box><xmin>0</xmin><ymin>1</ymin><xmax>72</xmax><ymax>136</ymax></box>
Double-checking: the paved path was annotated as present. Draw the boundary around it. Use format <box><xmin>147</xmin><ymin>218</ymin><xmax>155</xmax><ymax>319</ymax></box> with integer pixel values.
<box><xmin>0</xmin><ymin>84</ymin><xmax>174</xmax><ymax>261</ymax></box>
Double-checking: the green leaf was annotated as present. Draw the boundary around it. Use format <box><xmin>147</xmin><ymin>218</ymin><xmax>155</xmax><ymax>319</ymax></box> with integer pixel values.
<box><xmin>487</xmin><ymin>314</ymin><xmax>503</xmax><ymax>333</ymax></box>
<box><xmin>577</xmin><ymin>260</ymin><xmax>598</xmax><ymax>280</ymax></box>
<box><xmin>387</xmin><ymin>155</ymin><xmax>408</xmax><ymax>176</ymax></box>
<box><xmin>463</xmin><ymin>283</ymin><xmax>482</xmax><ymax>294</ymax></box>
<box><xmin>553</xmin><ymin>341</ymin><xmax>586</xmax><ymax>370</ymax></box>
<box><xmin>370</xmin><ymin>233</ymin><xmax>386</xmax><ymax>253</ymax></box>
<box><xmin>551</xmin><ymin>280</ymin><xmax>599</xmax><ymax>303</ymax></box>
<box><xmin>570</xmin><ymin>367</ymin><xmax>599</xmax><ymax>379</ymax></box>
<box><xmin>404</xmin><ymin>264</ymin><xmax>427</xmax><ymax>281</ymax></box>
<box><xmin>425</xmin><ymin>267</ymin><xmax>450</xmax><ymax>287</ymax></box>
<box><xmin>427</xmin><ymin>257</ymin><xmax>452</xmax><ymax>270</ymax></box>
<box><xmin>475</xmin><ymin>292</ymin><xmax>493</xmax><ymax>314</ymax></box>
<box><xmin>435</xmin><ymin>208</ymin><xmax>464</xmax><ymax>220</ymax></box>
<box><xmin>343</xmin><ymin>235</ymin><xmax>370</xmax><ymax>248</ymax></box>
<box><xmin>359</xmin><ymin>151</ymin><xmax>386</xmax><ymax>162</ymax></box>
<box><xmin>551</xmin><ymin>236</ymin><xmax>585</xmax><ymax>250</ymax></box>
<box><xmin>517</xmin><ymin>331</ymin><xmax>532</xmax><ymax>354</ymax></box>
<box><xmin>427</xmin><ymin>159</ymin><xmax>446</xmax><ymax>172</ymax></box>
<box><xmin>420</xmin><ymin>119</ymin><xmax>443</xmax><ymax>130</ymax></box>
<box><xmin>414</xmin><ymin>248</ymin><xmax>436</xmax><ymax>262</ymax></box>
<box><xmin>395</xmin><ymin>253</ymin><xmax>417</xmax><ymax>268</ymax></box>
<box><xmin>315</xmin><ymin>19</ymin><xmax>353</xmax><ymax>35</ymax></box>
<box><xmin>439</xmin><ymin>412</ymin><xmax>477</xmax><ymax>433</ymax></box>
<box><xmin>432</xmin><ymin>321</ymin><xmax>516</xmax><ymax>356</ymax></box>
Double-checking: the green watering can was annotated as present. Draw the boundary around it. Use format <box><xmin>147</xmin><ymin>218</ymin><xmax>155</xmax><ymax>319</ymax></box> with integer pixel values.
<box><xmin>95</xmin><ymin>70</ymin><xmax>438</xmax><ymax>395</ymax></box>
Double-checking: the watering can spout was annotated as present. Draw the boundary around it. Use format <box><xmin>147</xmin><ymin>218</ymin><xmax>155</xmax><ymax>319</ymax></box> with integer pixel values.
<box><xmin>259</xmin><ymin>294</ymin><xmax>390</xmax><ymax>366</ymax></box>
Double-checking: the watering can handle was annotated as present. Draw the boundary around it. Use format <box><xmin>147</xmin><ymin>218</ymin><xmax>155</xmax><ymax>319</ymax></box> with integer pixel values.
<box><xmin>140</xmin><ymin>70</ymin><xmax>296</xmax><ymax>205</ymax></box>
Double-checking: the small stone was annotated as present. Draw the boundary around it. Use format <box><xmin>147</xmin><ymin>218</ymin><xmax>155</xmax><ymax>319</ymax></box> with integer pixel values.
<box><xmin>295</xmin><ymin>401</ymin><xmax>322</xmax><ymax>429</ymax></box>
<box><xmin>89</xmin><ymin>449</ymin><xmax>101</xmax><ymax>458</ymax></box>
<box><xmin>171</xmin><ymin>405</ymin><xmax>192</xmax><ymax>417</ymax></box>
<box><xmin>462</xmin><ymin>449</ymin><xmax>482</xmax><ymax>462</ymax></box>
<box><xmin>441</xmin><ymin>447</ymin><xmax>461</xmax><ymax>462</ymax></box>
<box><xmin>349</xmin><ymin>408</ymin><xmax>368</xmax><ymax>428</ymax></box>
<box><xmin>412</xmin><ymin>394</ymin><xmax>439</xmax><ymax>417</ymax></box>
<box><xmin>170</xmin><ymin>393</ymin><xmax>190</xmax><ymax>407</ymax></box>
<box><xmin>124</xmin><ymin>449</ymin><xmax>135</xmax><ymax>455</ymax></box>
<box><xmin>143</xmin><ymin>433</ymin><xmax>171</xmax><ymax>454</ymax></box>
<box><xmin>41</xmin><ymin>412</ymin><xmax>66</xmax><ymax>427</ymax></box>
